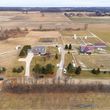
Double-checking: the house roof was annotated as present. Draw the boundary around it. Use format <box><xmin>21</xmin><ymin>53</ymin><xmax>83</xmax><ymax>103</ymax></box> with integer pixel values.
<box><xmin>32</xmin><ymin>46</ymin><xmax>46</xmax><ymax>55</ymax></box>
<box><xmin>80</xmin><ymin>45</ymin><xmax>94</xmax><ymax>53</ymax></box>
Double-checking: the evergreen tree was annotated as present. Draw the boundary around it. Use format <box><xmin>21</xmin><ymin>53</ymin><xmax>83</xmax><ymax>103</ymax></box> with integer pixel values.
<box><xmin>67</xmin><ymin>63</ymin><xmax>74</xmax><ymax>73</ymax></box>
<box><xmin>41</xmin><ymin>66</ymin><xmax>47</xmax><ymax>74</ymax></box>
<box><xmin>46</xmin><ymin>64</ymin><xmax>54</xmax><ymax>74</ymax></box>
<box><xmin>69</xmin><ymin>44</ymin><xmax>72</xmax><ymax>50</ymax></box>
<box><xmin>55</xmin><ymin>53</ymin><xmax>58</xmax><ymax>59</ymax></box>
<box><xmin>65</xmin><ymin>44</ymin><xmax>68</xmax><ymax>50</ymax></box>
<box><xmin>75</xmin><ymin>66</ymin><xmax>81</xmax><ymax>75</ymax></box>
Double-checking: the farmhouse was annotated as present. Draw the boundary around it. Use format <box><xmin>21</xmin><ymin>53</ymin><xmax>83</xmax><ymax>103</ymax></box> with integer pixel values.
<box><xmin>32</xmin><ymin>46</ymin><xmax>46</xmax><ymax>55</ymax></box>
<box><xmin>80</xmin><ymin>45</ymin><xmax>94</xmax><ymax>54</ymax></box>
<box><xmin>80</xmin><ymin>43</ymin><xmax>107</xmax><ymax>54</ymax></box>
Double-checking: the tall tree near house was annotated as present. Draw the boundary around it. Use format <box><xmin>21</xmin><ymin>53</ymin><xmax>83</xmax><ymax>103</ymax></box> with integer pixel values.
<box><xmin>69</xmin><ymin>44</ymin><xmax>72</xmax><ymax>50</ymax></box>
<box><xmin>65</xmin><ymin>44</ymin><xmax>68</xmax><ymax>49</ymax></box>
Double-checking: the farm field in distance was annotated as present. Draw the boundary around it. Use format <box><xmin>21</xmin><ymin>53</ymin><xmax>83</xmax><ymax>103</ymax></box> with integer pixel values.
<box><xmin>69</xmin><ymin>16</ymin><xmax>110</xmax><ymax>24</ymax></box>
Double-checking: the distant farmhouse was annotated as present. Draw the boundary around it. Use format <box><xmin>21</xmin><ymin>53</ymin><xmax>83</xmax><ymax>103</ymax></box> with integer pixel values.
<box><xmin>32</xmin><ymin>46</ymin><xmax>46</xmax><ymax>55</ymax></box>
<box><xmin>80</xmin><ymin>43</ymin><xmax>106</xmax><ymax>54</ymax></box>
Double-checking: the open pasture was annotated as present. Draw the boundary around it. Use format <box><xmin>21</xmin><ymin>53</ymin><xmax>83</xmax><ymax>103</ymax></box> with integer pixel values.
<box><xmin>0</xmin><ymin>11</ymin><xmax>72</xmax><ymax>29</ymax></box>
<box><xmin>61</xmin><ymin>31</ymin><xmax>102</xmax><ymax>45</ymax></box>
<box><xmin>0</xmin><ymin>11</ymin><xmax>70</xmax><ymax>22</ymax></box>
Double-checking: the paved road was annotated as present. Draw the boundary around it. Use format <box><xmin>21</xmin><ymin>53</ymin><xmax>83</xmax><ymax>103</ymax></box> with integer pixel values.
<box><xmin>18</xmin><ymin>51</ymin><xmax>34</xmax><ymax>77</ymax></box>
<box><xmin>56</xmin><ymin>45</ymin><xmax>65</xmax><ymax>80</ymax></box>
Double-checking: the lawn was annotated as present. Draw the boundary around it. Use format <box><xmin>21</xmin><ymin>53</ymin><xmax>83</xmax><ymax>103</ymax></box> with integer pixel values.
<box><xmin>30</xmin><ymin>46</ymin><xmax>60</xmax><ymax>76</ymax></box>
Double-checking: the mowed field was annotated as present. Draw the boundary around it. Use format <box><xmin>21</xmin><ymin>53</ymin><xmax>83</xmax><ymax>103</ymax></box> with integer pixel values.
<box><xmin>0</xmin><ymin>92</ymin><xmax>110</xmax><ymax>110</ymax></box>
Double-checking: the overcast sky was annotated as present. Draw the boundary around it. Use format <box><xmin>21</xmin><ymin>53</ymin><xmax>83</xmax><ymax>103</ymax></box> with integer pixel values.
<box><xmin>0</xmin><ymin>0</ymin><xmax>110</xmax><ymax>7</ymax></box>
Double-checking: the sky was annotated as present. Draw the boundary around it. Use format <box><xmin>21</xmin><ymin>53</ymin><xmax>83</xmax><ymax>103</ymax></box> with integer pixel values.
<box><xmin>0</xmin><ymin>0</ymin><xmax>110</xmax><ymax>7</ymax></box>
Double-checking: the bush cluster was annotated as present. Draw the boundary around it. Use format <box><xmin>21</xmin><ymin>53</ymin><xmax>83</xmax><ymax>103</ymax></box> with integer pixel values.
<box><xmin>12</xmin><ymin>66</ymin><xmax>24</xmax><ymax>73</ymax></box>
<box><xmin>33</xmin><ymin>64</ymin><xmax>55</xmax><ymax>76</ymax></box>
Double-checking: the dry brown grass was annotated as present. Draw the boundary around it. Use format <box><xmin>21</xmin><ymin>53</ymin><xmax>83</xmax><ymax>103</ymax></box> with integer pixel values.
<box><xmin>0</xmin><ymin>92</ymin><xmax>110</xmax><ymax>110</ymax></box>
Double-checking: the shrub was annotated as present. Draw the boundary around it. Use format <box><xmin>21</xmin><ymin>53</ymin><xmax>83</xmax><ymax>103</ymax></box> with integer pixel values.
<box><xmin>75</xmin><ymin>66</ymin><xmax>82</xmax><ymax>75</ymax></box>
<box><xmin>12</xmin><ymin>66</ymin><xmax>24</xmax><ymax>73</ymax></box>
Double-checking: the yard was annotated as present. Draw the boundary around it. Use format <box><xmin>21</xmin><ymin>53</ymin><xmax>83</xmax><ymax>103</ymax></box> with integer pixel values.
<box><xmin>64</xmin><ymin>53</ymin><xmax>110</xmax><ymax>79</ymax></box>
<box><xmin>30</xmin><ymin>46</ymin><xmax>60</xmax><ymax>76</ymax></box>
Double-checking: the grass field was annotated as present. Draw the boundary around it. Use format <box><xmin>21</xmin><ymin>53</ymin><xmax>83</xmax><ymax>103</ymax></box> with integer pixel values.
<box><xmin>60</xmin><ymin>30</ymin><xmax>90</xmax><ymax>36</ymax></box>
<box><xmin>69</xmin><ymin>17</ymin><xmax>110</xmax><ymax>24</ymax></box>
<box><xmin>76</xmin><ymin>55</ymin><xmax>110</xmax><ymax>69</ymax></box>
<box><xmin>0</xmin><ymin>92</ymin><xmax>110</xmax><ymax>110</ymax></box>
<box><xmin>88</xmin><ymin>24</ymin><xmax>110</xmax><ymax>42</ymax></box>
<box><xmin>0</xmin><ymin>11</ymin><xmax>71</xmax><ymax>29</ymax></box>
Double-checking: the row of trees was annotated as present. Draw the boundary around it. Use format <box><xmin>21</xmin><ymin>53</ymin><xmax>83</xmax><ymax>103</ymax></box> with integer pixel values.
<box><xmin>65</xmin><ymin>44</ymin><xmax>72</xmax><ymax>50</ymax></box>
<box><xmin>33</xmin><ymin>64</ymin><xmax>55</xmax><ymax>76</ymax></box>
<box><xmin>91</xmin><ymin>68</ymin><xmax>100</xmax><ymax>75</ymax></box>
<box><xmin>67</xmin><ymin>63</ymin><xmax>82</xmax><ymax>75</ymax></box>
<box><xmin>91</xmin><ymin>68</ymin><xmax>110</xmax><ymax>74</ymax></box>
